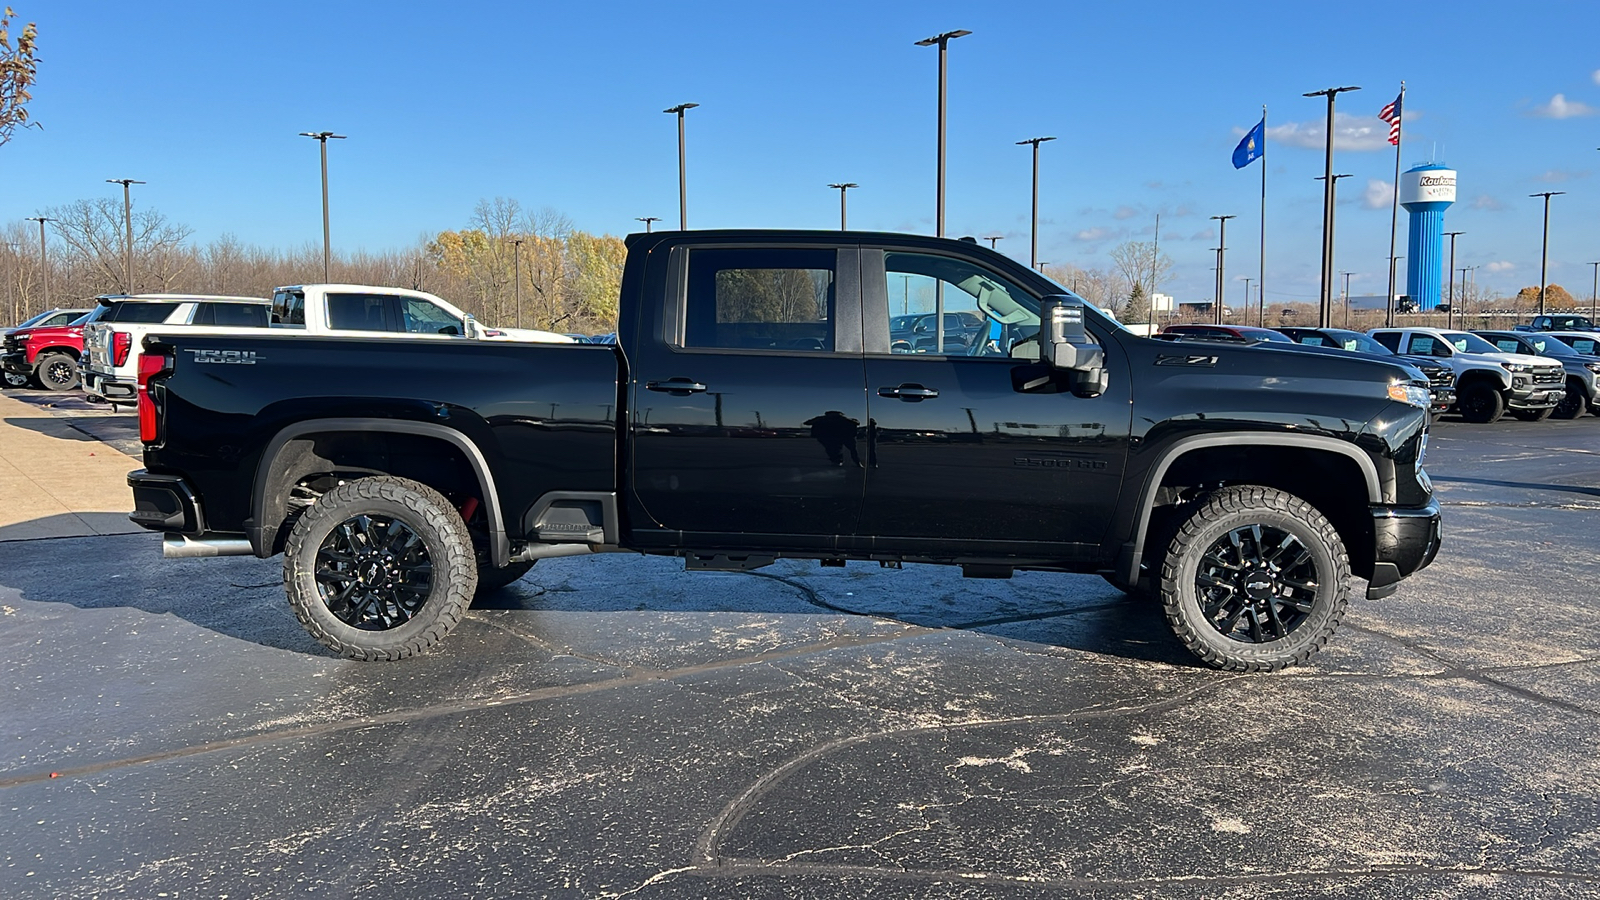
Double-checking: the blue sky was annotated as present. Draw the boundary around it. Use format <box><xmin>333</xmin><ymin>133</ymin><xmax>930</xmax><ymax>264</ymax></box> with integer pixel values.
<box><xmin>5</xmin><ymin>0</ymin><xmax>1599</xmax><ymax>305</ymax></box>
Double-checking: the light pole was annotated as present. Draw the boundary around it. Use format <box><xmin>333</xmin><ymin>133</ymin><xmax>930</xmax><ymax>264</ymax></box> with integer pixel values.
<box><xmin>1313</xmin><ymin>173</ymin><xmax>1350</xmax><ymax>326</ymax></box>
<box><xmin>1340</xmin><ymin>271</ymin><xmax>1352</xmax><ymax>326</ymax></box>
<box><xmin>828</xmin><ymin>183</ymin><xmax>858</xmax><ymax>230</ymax></box>
<box><xmin>983</xmin><ymin>235</ymin><xmax>1002</xmax><ymax>249</ymax></box>
<box><xmin>1303</xmin><ymin>85</ymin><xmax>1361</xmax><ymax>327</ymax></box>
<box><xmin>506</xmin><ymin>237</ymin><xmax>524</xmax><ymax>329</ymax></box>
<box><xmin>298</xmin><ymin>131</ymin><xmax>346</xmax><ymax>282</ymax></box>
<box><xmin>1211</xmin><ymin>215</ymin><xmax>1236</xmax><ymax>324</ymax></box>
<box><xmin>1444</xmin><ymin>231</ymin><xmax>1464</xmax><ymax>327</ymax></box>
<box><xmin>1016</xmin><ymin>136</ymin><xmax>1055</xmax><ymax>268</ymax></box>
<box><xmin>1457</xmin><ymin>266</ymin><xmax>1471</xmax><ymax>329</ymax></box>
<box><xmin>664</xmin><ymin>103</ymin><xmax>698</xmax><ymax>230</ymax></box>
<box><xmin>105</xmin><ymin>179</ymin><xmax>145</xmax><ymax>292</ymax></box>
<box><xmin>1530</xmin><ymin>191</ymin><xmax>1563</xmax><ymax>317</ymax></box>
<box><xmin>635</xmin><ymin>216</ymin><xmax>661</xmax><ymax>233</ymax></box>
<box><xmin>1244</xmin><ymin>277</ymin><xmax>1254</xmax><ymax>327</ymax></box>
<box><xmin>915</xmin><ymin>29</ymin><xmax>971</xmax><ymax>237</ymax></box>
<box><xmin>1590</xmin><ymin>261</ymin><xmax>1599</xmax><ymax>322</ymax></box>
<box><xmin>24</xmin><ymin>215</ymin><xmax>49</xmax><ymax>309</ymax></box>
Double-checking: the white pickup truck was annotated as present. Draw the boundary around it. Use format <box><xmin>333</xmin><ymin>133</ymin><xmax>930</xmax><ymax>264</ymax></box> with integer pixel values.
<box><xmin>83</xmin><ymin>294</ymin><xmax>275</xmax><ymax>406</ymax></box>
<box><xmin>269</xmin><ymin>284</ymin><xmax>573</xmax><ymax>344</ymax></box>
<box><xmin>85</xmin><ymin>285</ymin><xmax>573</xmax><ymax>407</ymax></box>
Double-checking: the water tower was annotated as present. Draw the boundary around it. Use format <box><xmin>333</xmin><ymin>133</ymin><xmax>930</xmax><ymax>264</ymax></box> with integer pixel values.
<box><xmin>1400</xmin><ymin>163</ymin><xmax>1457</xmax><ymax>310</ymax></box>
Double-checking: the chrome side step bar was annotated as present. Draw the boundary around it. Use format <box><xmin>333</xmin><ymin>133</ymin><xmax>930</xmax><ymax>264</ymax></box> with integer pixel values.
<box><xmin>163</xmin><ymin>534</ymin><xmax>255</xmax><ymax>558</ymax></box>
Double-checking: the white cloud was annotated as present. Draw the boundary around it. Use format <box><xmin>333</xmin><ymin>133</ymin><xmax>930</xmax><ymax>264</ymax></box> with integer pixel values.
<box><xmin>1074</xmin><ymin>227</ymin><xmax>1111</xmax><ymax>242</ymax></box>
<box><xmin>1486</xmin><ymin>261</ymin><xmax>1516</xmax><ymax>273</ymax></box>
<box><xmin>1535</xmin><ymin>169</ymin><xmax>1587</xmax><ymax>183</ymax></box>
<box><xmin>1593</xmin><ymin>69</ymin><xmax>1600</xmax><ymax>87</ymax></box>
<box><xmin>1471</xmin><ymin>194</ymin><xmax>1507</xmax><ymax>211</ymax></box>
<box><xmin>1362</xmin><ymin>179</ymin><xmax>1394</xmax><ymax>210</ymax></box>
<box><xmin>1113</xmin><ymin>205</ymin><xmax>1139</xmax><ymax>220</ymax></box>
<box><xmin>1264</xmin><ymin>113</ymin><xmax>1394</xmax><ymax>152</ymax></box>
<box><xmin>1530</xmin><ymin>93</ymin><xmax>1596</xmax><ymax>118</ymax></box>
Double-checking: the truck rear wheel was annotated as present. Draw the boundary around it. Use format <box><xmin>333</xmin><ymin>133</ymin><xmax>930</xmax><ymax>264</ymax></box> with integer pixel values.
<box><xmin>1158</xmin><ymin>486</ymin><xmax>1350</xmax><ymax>672</ymax></box>
<box><xmin>36</xmin><ymin>353</ymin><xmax>79</xmax><ymax>391</ymax></box>
<box><xmin>283</xmin><ymin>476</ymin><xmax>477</xmax><ymax>661</ymax></box>
<box><xmin>1456</xmin><ymin>382</ymin><xmax>1504</xmax><ymax>424</ymax></box>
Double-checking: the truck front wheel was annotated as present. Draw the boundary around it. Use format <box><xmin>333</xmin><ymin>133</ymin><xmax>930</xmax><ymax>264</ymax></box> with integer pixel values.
<box><xmin>36</xmin><ymin>353</ymin><xmax>79</xmax><ymax>391</ymax></box>
<box><xmin>283</xmin><ymin>476</ymin><xmax>477</xmax><ymax>660</ymax></box>
<box><xmin>1456</xmin><ymin>382</ymin><xmax>1505</xmax><ymax>423</ymax></box>
<box><xmin>1158</xmin><ymin>486</ymin><xmax>1350</xmax><ymax>672</ymax></box>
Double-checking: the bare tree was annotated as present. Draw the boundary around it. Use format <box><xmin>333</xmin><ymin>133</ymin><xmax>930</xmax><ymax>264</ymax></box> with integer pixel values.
<box><xmin>44</xmin><ymin>198</ymin><xmax>193</xmax><ymax>294</ymax></box>
<box><xmin>0</xmin><ymin>7</ymin><xmax>39</xmax><ymax>146</ymax></box>
<box><xmin>1108</xmin><ymin>240</ymin><xmax>1173</xmax><ymax>306</ymax></box>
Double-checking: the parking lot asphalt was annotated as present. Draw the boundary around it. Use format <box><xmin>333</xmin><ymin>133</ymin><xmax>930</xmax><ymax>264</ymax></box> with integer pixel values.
<box><xmin>2</xmin><ymin>410</ymin><xmax>1598</xmax><ymax>898</ymax></box>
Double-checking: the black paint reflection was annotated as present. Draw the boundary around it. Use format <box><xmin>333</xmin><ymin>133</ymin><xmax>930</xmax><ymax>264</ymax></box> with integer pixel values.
<box><xmin>805</xmin><ymin>410</ymin><xmax>862</xmax><ymax>467</ymax></box>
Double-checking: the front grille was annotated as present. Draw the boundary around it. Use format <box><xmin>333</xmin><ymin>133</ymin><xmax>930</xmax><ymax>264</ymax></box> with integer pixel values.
<box><xmin>1424</xmin><ymin>368</ymin><xmax>1454</xmax><ymax>388</ymax></box>
<box><xmin>1534</xmin><ymin>369</ymin><xmax>1563</xmax><ymax>385</ymax></box>
<box><xmin>2</xmin><ymin>335</ymin><xmax>20</xmax><ymax>355</ymax></box>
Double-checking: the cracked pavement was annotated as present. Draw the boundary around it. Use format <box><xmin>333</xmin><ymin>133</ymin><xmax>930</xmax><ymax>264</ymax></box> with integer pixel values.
<box><xmin>1</xmin><ymin>416</ymin><xmax>1598</xmax><ymax>898</ymax></box>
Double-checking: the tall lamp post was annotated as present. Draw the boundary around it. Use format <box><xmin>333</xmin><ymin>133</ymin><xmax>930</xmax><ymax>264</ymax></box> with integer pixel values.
<box><xmin>1444</xmin><ymin>231</ymin><xmax>1464</xmax><ymax>328</ymax></box>
<box><xmin>1458</xmin><ymin>266</ymin><xmax>1471</xmax><ymax>328</ymax></box>
<box><xmin>1338</xmin><ymin>271</ymin><xmax>1351</xmax><ymax>325</ymax></box>
<box><xmin>983</xmin><ymin>235</ymin><xmax>1003</xmax><ymax>249</ymax></box>
<box><xmin>298</xmin><ymin>131</ymin><xmax>346</xmax><ymax>282</ymax></box>
<box><xmin>1303</xmin><ymin>85</ymin><xmax>1361</xmax><ymax>327</ymax></box>
<box><xmin>915</xmin><ymin>29</ymin><xmax>970</xmax><ymax>237</ymax></box>
<box><xmin>24</xmin><ymin>215</ymin><xmax>49</xmax><ymax>309</ymax></box>
<box><xmin>1312</xmin><ymin>173</ymin><xmax>1351</xmax><ymax>326</ymax></box>
<box><xmin>506</xmin><ymin>237</ymin><xmax>524</xmax><ymax>329</ymax></box>
<box><xmin>1211</xmin><ymin>214</ymin><xmax>1236</xmax><ymax>324</ymax></box>
<box><xmin>664</xmin><ymin>103</ymin><xmax>698</xmax><ymax>230</ymax></box>
<box><xmin>1530</xmin><ymin>191</ymin><xmax>1563</xmax><ymax>317</ymax></box>
<box><xmin>827</xmin><ymin>183</ymin><xmax>858</xmax><ymax>230</ymax></box>
<box><xmin>635</xmin><ymin>216</ymin><xmax>661</xmax><ymax>233</ymax></box>
<box><xmin>1016</xmin><ymin>136</ymin><xmax>1055</xmax><ymax>268</ymax></box>
<box><xmin>1590</xmin><ymin>261</ymin><xmax>1599</xmax><ymax>322</ymax></box>
<box><xmin>105</xmin><ymin>179</ymin><xmax>145</xmax><ymax>293</ymax></box>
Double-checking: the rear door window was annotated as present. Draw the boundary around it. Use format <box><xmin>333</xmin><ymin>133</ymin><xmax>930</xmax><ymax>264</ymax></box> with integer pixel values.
<box><xmin>272</xmin><ymin>290</ymin><xmax>306</xmax><ymax>326</ymax></box>
<box><xmin>1405</xmin><ymin>335</ymin><xmax>1446</xmax><ymax>357</ymax></box>
<box><xmin>192</xmin><ymin>303</ymin><xmax>270</xmax><ymax>328</ymax></box>
<box><xmin>327</xmin><ymin>294</ymin><xmax>398</xmax><ymax>332</ymax></box>
<box><xmin>681</xmin><ymin>248</ymin><xmax>837</xmax><ymax>352</ymax></box>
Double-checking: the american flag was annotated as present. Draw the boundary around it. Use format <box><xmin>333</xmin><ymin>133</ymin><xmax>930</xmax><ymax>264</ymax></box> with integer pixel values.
<box><xmin>1378</xmin><ymin>92</ymin><xmax>1403</xmax><ymax>146</ymax></box>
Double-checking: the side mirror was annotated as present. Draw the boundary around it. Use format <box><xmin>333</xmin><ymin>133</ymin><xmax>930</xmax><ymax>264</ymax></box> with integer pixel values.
<box><xmin>1038</xmin><ymin>295</ymin><xmax>1107</xmax><ymax>397</ymax></box>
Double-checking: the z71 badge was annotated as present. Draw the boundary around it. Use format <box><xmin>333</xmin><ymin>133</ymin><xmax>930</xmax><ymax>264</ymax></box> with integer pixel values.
<box><xmin>187</xmin><ymin>349</ymin><xmax>260</xmax><ymax>365</ymax></box>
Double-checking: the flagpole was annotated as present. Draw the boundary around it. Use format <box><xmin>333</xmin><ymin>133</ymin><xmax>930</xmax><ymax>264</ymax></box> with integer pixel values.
<box><xmin>1385</xmin><ymin>81</ymin><xmax>1405</xmax><ymax>327</ymax></box>
<box><xmin>1259</xmin><ymin>104</ymin><xmax>1267</xmax><ymax>327</ymax></box>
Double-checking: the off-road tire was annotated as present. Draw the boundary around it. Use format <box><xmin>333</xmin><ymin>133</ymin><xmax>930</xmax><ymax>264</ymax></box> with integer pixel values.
<box><xmin>284</xmin><ymin>476</ymin><xmax>476</xmax><ymax>661</ymax></box>
<box><xmin>36</xmin><ymin>353</ymin><xmax>79</xmax><ymax>391</ymax></box>
<box><xmin>1511</xmin><ymin>407</ymin><xmax>1554</xmax><ymax>422</ymax></box>
<box><xmin>475</xmin><ymin>560</ymin><xmax>535</xmax><ymax>600</ymax></box>
<box><xmin>1159</xmin><ymin>485</ymin><xmax>1350</xmax><ymax>672</ymax></box>
<box><xmin>1552</xmin><ymin>380</ymin><xmax>1586</xmax><ymax>419</ymax></box>
<box><xmin>1456</xmin><ymin>382</ymin><xmax>1505</xmax><ymax>424</ymax></box>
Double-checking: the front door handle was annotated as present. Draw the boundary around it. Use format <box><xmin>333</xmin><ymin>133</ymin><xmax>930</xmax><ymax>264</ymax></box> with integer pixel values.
<box><xmin>878</xmin><ymin>383</ymin><xmax>939</xmax><ymax>401</ymax></box>
<box><xmin>646</xmin><ymin>378</ymin><xmax>708</xmax><ymax>394</ymax></box>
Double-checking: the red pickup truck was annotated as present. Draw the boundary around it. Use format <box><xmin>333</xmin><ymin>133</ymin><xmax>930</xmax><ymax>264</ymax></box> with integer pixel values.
<box><xmin>1</xmin><ymin>312</ymin><xmax>92</xmax><ymax>390</ymax></box>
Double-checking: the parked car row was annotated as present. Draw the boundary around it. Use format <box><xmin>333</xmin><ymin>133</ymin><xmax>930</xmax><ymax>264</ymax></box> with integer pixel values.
<box><xmin>1156</xmin><ymin>321</ymin><xmax>1600</xmax><ymax>424</ymax></box>
<box><xmin>3</xmin><ymin>286</ymin><xmax>575</xmax><ymax>401</ymax></box>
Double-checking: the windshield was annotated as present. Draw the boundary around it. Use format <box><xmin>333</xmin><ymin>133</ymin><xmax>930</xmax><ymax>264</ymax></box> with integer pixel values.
<box><xmin>15</xmin><ymin>310</ymin><xmax>52</xmax><ymax>328</ymax></box>
<box><xmin>1441</xmin><ymin>331</ymin><xmax>1501</xmax><ymax>354</ymax></box>
<box><xmin>1526</xmin><ymin>335</ymin><xmax>1578</xmax><ymax>357</ymax></box>
<box><xmin>1327</xmin><ymin>330</ymin><xmax>1392</xmax><ymax>355</ymax></box>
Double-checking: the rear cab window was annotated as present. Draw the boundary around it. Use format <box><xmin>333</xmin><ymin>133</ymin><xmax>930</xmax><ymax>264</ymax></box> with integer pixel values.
<box><xmin>678</xmin><ymin>248</ymin><xmax>837</xmax><ymax>352</ymax></box>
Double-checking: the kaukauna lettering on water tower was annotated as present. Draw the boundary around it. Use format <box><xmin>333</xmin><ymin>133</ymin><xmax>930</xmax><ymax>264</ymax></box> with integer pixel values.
<box><xmin>1400</xmin><ymin>163</ymin><xmax>1457</xmax><ymax>310</ymax></box>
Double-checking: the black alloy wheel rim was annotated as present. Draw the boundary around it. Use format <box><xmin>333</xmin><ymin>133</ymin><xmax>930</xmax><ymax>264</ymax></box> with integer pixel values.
<box><xmin>1195</xmin><ymin>523</ymin><xmax>1318</xmax><ymax>644</ymax></box>
<box><xmin>1459</xmin><ymin>390</ymin><xmax>1491</xmax><ymax>418</ymax></box>
<box><xmin>314</xmin><ymin>514</ymin><xmax>434</xmax><ymax>631</ymax></box>
<box><xmin>44</xmin><ymin>359</ymin><xmax>74</xmax><ymax>387</ymax></box>
<box><xmin>1556</xmin><ymin>388</ymin><xmax>1582</xmax><ymax>418</ymax></box>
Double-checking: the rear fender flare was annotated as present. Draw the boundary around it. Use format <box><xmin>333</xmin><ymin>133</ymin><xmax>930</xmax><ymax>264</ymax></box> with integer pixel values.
<box><xmin>249</xmin><ymin>417</ymin><xmax>507</xmax><ymax>566</ymax></box>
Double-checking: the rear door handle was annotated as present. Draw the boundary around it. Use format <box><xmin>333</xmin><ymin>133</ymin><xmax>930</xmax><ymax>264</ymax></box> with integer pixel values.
<box><xmin>646</xmin><ymin>378</ymin><xmax>707</xmax><ymax>394</ymax></box>
<box><xmin>878</xmin><ymin>383</ymin><xmax>939</xmax><ymax>401</ymax></box>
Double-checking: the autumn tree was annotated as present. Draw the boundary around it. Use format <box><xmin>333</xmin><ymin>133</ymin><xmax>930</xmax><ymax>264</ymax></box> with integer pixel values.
<box><xmin>0</xmin><ymin>7</ymin><xmax>39</xmax><ymax>146</ymax></box>
<box><xmin>1513</xmin><ymin>284</ymin><xmax>1576</xmax><ymax>310</ymax></box>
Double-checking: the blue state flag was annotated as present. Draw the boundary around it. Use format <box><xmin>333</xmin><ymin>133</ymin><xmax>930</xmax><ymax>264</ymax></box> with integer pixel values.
<box><xmin>1232</xmin><ymin>117</ymin><xmax>1265</xmax><ymax>169</ymax></box>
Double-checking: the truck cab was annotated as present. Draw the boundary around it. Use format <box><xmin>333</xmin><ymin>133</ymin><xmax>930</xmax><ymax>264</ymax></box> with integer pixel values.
<box><xmin>83</xmin><ymin>295</ymin><xmax>273</xmax><ymax>405</ymax></box>
<box><xmin>269</xmin><ymin>284</ymin><xmax>574</xmax><ymax>344</ymax></box>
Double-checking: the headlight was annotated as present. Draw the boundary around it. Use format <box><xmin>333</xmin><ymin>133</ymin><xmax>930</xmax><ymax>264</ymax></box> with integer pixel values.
<box><xmin>1387</xmin><ymin>382</ymin><xmax>1431</xmax><ymax>408</ymax></box>
<box><xmin>1586</xmin><ymin>363</ymin><xmax>1600</xmax><ymax>374</ymax></box>
<box><xmin>1502</xmin><ymin>362</ymin><xmax>1532</xmax><ymax>372</ymax></box>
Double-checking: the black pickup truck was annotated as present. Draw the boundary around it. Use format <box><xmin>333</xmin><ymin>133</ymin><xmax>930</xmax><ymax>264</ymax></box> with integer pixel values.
<box><xmin>128</xmin><ymin>230</ymin><xmax>1440</xmax><ymax>671</ymax></box>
